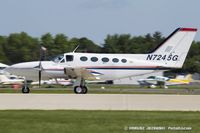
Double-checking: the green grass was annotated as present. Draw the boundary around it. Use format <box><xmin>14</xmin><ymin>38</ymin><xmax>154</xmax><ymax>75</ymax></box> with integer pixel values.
<box><xmin>0</xmin><ymin>110</ymin><xmax>199</xmax><ymax>133</ymax></box>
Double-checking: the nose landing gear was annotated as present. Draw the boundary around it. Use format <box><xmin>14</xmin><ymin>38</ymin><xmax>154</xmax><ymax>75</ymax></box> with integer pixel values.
<box><xmin>22</xmin><ymin>79</ymin><xmax>30</xmax><ymax>93</ymax></box>
<box><xmin>22</xmin><ymin>85</ymin><xmax>30</xmax><ymax>93</ymax></box>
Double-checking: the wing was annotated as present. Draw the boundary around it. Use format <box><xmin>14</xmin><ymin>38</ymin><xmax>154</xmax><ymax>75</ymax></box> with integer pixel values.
<box><xmin>64</xmin><ymin>67</ymin><xmax>97</xmax><ymax>80</ymax></box>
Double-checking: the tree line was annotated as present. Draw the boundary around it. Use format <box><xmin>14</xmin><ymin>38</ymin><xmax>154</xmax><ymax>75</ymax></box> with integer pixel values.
<box><xmin>0</xmin><ymin>31</ymin><xmax>199</xmax><ymax>73</ymax></box>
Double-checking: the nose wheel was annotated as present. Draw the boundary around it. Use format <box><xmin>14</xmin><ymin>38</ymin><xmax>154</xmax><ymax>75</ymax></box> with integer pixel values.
<box><xmin>22</xmin><ymin>85</ymin><xmax>30</xmax><ymax>93</ymax></box>
<box><xmin>22</xmin><ymin>79</ymin><xmax>30</xmax><ymax>93</ymax></box>
<box><xmin>74</xmin><ymin>86</ymin><xmax>88</xmax><ymax>94</ymax></box>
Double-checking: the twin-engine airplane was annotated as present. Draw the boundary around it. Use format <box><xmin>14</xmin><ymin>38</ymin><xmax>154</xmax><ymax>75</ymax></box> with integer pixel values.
<box><xmin>5</xmin><ymin>27</ymin><xmax>197</xmax><ymax>94</ymax></box>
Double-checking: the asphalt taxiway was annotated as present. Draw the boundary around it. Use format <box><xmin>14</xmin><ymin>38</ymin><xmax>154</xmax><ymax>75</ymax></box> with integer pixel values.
<box><xmin>0</xmin><ymin>94</ymin><xmax>200</xmax><ymax>111</ymax></box>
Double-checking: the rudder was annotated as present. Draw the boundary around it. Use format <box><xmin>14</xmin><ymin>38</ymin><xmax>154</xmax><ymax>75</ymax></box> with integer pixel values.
<box><xmin>146</xmin><ymin>28</ymin><xmax>197</xmax><ymax>68</ymax></box>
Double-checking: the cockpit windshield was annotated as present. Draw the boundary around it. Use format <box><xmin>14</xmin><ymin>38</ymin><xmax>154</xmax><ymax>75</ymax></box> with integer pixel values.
<box><xmin>51</xmin><ymin>54</ymin><xmax>64</xmax><ymax>63</ymax></box>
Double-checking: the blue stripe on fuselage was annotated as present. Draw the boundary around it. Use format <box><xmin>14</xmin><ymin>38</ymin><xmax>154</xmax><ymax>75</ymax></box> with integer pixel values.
<box><xmin>44</xmin><ymin>67</ymin><xmax>171</xmax><ymax>71</ymax></box>
<box><xmin>87</xmin><ymin>67</ymin><xmax>171</xmax><ymax>70</ymax></box>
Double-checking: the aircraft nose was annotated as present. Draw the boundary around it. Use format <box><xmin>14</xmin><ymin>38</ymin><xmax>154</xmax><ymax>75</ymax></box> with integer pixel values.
<box><xmin>9</xmin><ymin>63</ymin><xmax>26</xmax><ymax>69</ymax></box>
<box><xmin>5</xmin><ymin>62</ymin><xmax>39</xmax><ymax>73</ymax></box>
<box><xmin>4</xmin><ymin>66</ymin><xmax>17</xmax><ymax>74</ymax></box>
<box><xmin>10</xmin><ymin>62</ymin><xmax>36</xmax><ymax>69</ymax></box>
<box><xmin>5</xmin><ymin>64</ymin><xmax>24</xmax><ymax>74</ymax></box>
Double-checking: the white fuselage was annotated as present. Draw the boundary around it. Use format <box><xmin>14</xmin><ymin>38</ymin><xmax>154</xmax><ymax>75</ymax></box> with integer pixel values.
<box><xmin>5</xmin><ymin>52</ymin><xmax>164</xmax><ymax>81</ymax></box>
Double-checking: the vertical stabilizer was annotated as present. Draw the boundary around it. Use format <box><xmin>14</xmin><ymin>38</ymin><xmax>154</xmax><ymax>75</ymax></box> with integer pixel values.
<box><xmin>146</xmin><ymin>28</ymin><xmax>197</xmax><ymax>68</ymax></box>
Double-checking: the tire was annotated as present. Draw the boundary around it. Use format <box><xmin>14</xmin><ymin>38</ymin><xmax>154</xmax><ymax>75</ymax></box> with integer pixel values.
<box><xmin>74</xmin><ymin>86</ymin><xmax>83</xmax><ymax>94</ymax></box>
<box><xmin>22</xmin><ymin>86</ymin><xmax>30</xmax><ymax>93</ymax></box>
<box><xmin>74</xmin><ymin>86</ymin><xmax>88</xmax><ymax>94</ymax></box>
<box><xmin>82</xmin><ymin>86</ymin><xmax>88</xmax><ymax>94</ymax></box>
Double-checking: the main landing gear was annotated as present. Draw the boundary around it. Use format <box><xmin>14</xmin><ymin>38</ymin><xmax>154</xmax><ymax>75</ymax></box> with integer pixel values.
<box><xmin>73</xmin><ymin>78</ymin><xmax>88</xmax><ymax>94</ymax></box>
<box><xmin>74</xmin><ymin>86</ymin><xmax>88</xmax><ymax>94</ymax></box>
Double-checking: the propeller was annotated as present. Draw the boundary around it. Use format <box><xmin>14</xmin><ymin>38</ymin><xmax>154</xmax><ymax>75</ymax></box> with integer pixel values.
<box><xmin>38</xmin><ymin>61</ymin><xmax>42</xmax><ymax>87</ymax></box>
<box><xmin>38</xmin><ymin>46</ymin><xmax>47</xmax><ymax>87</ymax></box>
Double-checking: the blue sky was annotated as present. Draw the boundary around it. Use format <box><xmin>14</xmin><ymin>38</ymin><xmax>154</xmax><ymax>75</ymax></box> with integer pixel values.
<box><xmin>0</xmin><ymin>0</ymin><xmax>199</xmax><ymax>44</ymax></box>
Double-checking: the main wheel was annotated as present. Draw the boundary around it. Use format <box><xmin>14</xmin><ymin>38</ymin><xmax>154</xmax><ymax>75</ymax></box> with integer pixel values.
<box><xmin>74</xmin><ymin>86</ymin><xmax>88</xmax><ymax>94</ymax></box>
<box><xmin>74</xmin><ymin>86</ymin><xmax>83</xmax><ymax>94</ymax></box>
<box><xmin>22</xmin><ymin>86</ymin><xmax>30</xmax><ymax>93</ymax></box>
<box><xmin>82</xmin><ymin>86</ymin><xmax>88</xmax><ymax>94</ymax></box>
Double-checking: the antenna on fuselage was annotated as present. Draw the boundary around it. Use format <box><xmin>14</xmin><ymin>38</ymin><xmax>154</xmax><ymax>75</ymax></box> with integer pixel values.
<box><xmin>72</xmin><ymin>45</ymin><xmax>79</xmax><ymax>53</ymax></box>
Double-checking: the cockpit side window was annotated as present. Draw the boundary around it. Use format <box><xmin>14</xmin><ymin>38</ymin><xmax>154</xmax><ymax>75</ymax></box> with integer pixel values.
<box><xmin>66</xmin><ymin>55</ymin><xmax>74</xmax><ymax>62</ymax></box>
<box><xmin>60</xmin><ymin>59</ymin><xmax>65</xmax><ymax>63</ymax></box>
<box><xmin>52</xmin><ymin>54</ymin><xmax>64</xmax><ymax>63</ymax></box>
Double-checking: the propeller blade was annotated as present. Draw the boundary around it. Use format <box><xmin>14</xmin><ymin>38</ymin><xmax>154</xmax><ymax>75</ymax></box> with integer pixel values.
<box><xmin>38</xmin><ymin>45</ymin><xmax>46</xmax><ymax>88</ymax></box>
<box><xmin>38</xmin><ymin>45</ymin><xmax>47</xmax><ymax>87</ymax></box>
<box><xmin>38</xmin><ymin>59</ymin><xmax>42</xmax><ymax>88</ymax></box>
<box><xmin>39</xmin><ymin>69</ymin><xmax>41</xmax><ymax>87</ymax></box>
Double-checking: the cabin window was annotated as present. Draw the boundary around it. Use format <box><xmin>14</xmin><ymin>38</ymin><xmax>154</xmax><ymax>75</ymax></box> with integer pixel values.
<box><xmin>91</xmin><ymin>57</ymin><xmax>98</xmax><ymax>62</ymax></box>
<box><xmin>80</xmin><ymin>56</ymin><xmax>88</xmax><ymax>61</ymax></box>
<box><xmin>102</xmin><ymin>57</ymin><xmax>109</xmax><ymax>62</ymax></box>
<box><xmin>121</xmin><ymin>59</ymin><xmax>127</xmax><ymax>63</ymax></box>
<box><xmin>66</xmin><ymin>55</ymin><xmax>74</xmax><ymax>62</ymax></box>
<box><xmin>112</xmin><ymin>58</ymin><xmax>119</xmax><ymax>63</ymax></box>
